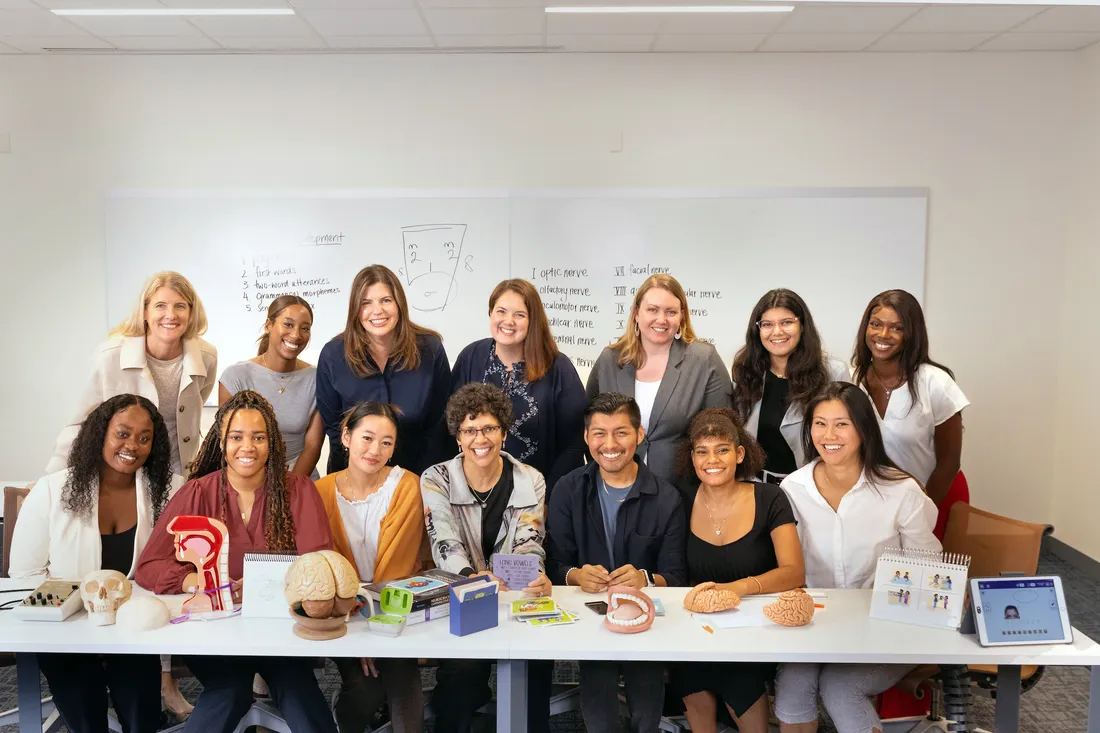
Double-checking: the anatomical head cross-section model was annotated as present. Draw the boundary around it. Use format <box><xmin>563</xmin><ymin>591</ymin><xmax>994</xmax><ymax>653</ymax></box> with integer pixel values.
<box><xmin>168</xmin><ymin>515</ymin><xmax>233</xmax><ymax>615</ymax></box>
<box><xmin>605</xmin><ymin>585</ymin><xmax>655</xmax><ymax>634</ymax></box>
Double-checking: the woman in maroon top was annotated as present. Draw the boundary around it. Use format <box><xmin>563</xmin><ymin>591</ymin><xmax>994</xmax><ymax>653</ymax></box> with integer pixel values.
<box><xmin>136</xmin><ymin>390</ymin><xmax>335</xmax><ymax>733</ymax></box>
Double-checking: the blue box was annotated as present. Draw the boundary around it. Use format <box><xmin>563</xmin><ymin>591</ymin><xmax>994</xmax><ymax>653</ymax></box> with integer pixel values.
<box><xmin>449</xmin><ymin>577</ymin><xmax>500</xmax><ymax>637</ymax></box>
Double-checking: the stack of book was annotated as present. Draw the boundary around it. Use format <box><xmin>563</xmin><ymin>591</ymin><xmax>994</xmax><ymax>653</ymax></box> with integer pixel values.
<box><xmin>362</xmin><ymin>568</ymin><xmax>465</xmax><ymax>625</ymax></box>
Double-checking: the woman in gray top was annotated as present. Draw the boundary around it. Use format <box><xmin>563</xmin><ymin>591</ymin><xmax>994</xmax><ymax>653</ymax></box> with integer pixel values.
<box><xmin>219</xmin><ymin>295</ymin><xmax>323</xmax><ymax>479</ymax></box>
<box><xmin>586</xmin><ymin>274</ymin><xmax>732</xmax><ymax>486</ymax></box>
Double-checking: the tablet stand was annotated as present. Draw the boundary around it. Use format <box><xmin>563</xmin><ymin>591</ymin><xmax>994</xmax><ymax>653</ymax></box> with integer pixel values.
<box><xmin>959</xmin><ymin>571</ymin><xmax>1026</xmax><ymax>636</ymax></box>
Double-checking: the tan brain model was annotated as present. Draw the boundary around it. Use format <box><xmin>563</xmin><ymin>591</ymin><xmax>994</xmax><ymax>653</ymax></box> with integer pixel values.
<box><xmin>763</xmin><ymin>589</ymin><xmax>815</xmax><ymax>627</ymax></box>
<box><xmin>284</xmin><ymin>550</ymin><xmax>360</xmax><ymax>619</ymax></box>
<box><xmin>683</xmin><ymin>582</ymin><xmax>741</xmax><ymax>613</ymax></box>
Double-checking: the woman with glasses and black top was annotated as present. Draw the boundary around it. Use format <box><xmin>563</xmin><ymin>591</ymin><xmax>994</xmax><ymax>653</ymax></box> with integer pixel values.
<box><xmin>732</xmin><ymin>290</ymin><xmax>849</xmax><ymax>484</ymax></box>
<box><xmin>852</xmin><ymin>290</ymin><xmax>968</xmax><ymax>507</ymax></box>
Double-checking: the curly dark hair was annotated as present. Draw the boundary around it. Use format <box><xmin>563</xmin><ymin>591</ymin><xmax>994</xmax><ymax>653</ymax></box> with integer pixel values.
<box><xmin>445</xmin><ymin>383</ymin><xmax>514</xmax><ymax>436</ymax></box>
<box><xmin>675</xmin><ymin>407</ymin><xmax>765</xmax><ymax>482</ymax></box>
<box><xmin>731</xmin><ymin>289</ymin><xmax>831</xmax><ymax>421</ymax></box>
<box><xmin>62</xmin><ymin>394</ymin><xmax>174</xmax><ymax>521</ymax></box>
<box><xmin>188</xmin><ymin>390</ymin><xmax>296</xmax><ymax>552</ymax></box>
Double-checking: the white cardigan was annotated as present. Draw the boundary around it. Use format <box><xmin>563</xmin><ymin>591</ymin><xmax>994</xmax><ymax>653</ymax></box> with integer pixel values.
<box><xmin>8</xmin><ymin>468</ymin><xmax>184</xmax><ymax>580</ymax></box>
<box><xmin>46</xmin><ymin>335</ymin><xmax>218</xmax><ymax>475</ymax></box>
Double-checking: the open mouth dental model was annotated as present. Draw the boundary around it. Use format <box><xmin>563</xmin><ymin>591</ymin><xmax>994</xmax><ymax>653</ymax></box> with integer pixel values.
<box><xmin>604</xmin><ymin>584</ymin><xmax>655</xmax><ymax>634</ymax></box>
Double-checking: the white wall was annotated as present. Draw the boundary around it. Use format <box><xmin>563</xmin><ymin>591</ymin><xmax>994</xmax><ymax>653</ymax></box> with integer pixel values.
<box><xmin>0</xmin><ymin>52</ymin><xmax>1078</xmax><ymax>541</ymax></box>
<box><xmin>1052</xmin><ymin>43</ymin><xmax>1100</xmax><ymax>560</ymax></box>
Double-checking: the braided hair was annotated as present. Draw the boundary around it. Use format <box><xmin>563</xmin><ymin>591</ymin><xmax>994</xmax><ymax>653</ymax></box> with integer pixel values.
<box><xmin>63</xmin><ymin>394</ymin><xmax>174</xmax><ymax>521</ymax></box>
<box><xmin>188</xmin><ymin>389</ymin><xmax>296</xmax><ymax>552</ymax></box>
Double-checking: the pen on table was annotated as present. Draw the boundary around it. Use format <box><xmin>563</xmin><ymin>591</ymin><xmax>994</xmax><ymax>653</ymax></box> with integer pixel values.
<box><xmin>700</xmin><ymin>623</ymin><xmax>714</xmax><ymax>634</ymax></box>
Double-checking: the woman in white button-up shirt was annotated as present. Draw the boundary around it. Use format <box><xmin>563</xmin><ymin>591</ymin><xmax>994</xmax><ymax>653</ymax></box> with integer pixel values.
<box><xmin>777</xmin><ymin>382</ymin><xmax>939</xmax><ymax>733</ymax></box>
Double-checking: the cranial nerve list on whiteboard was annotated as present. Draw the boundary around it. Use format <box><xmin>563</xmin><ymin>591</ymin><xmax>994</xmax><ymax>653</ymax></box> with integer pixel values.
<box><xmin>106</xmin><ymin>189</ymin><xmax>926</xmax><ymax>382</ymax></box>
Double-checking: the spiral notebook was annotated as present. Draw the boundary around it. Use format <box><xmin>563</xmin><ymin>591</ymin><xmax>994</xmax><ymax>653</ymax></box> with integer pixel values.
<box><xmin>242</xmin><ymin>552</ymin><xmax>298</xmax><ymax>619</ymax></box>
<box><xmin>870</xmin><ymin>547</ymin><xmax>971</xmax><ymax>630</ymax></box>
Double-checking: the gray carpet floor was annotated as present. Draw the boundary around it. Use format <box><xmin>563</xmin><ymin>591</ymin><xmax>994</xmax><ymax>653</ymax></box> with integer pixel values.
<box><xmin>1</xmin><ymin>545</ymin><xmax>1096</xmax><ymax>732</ymax></box>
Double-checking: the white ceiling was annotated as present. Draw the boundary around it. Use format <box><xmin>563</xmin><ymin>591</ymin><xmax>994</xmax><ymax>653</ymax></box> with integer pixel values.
<box><xmin>0</xmin><ymin>0</ymin><xmax>1097</xmax><ymax>54</ymax></box>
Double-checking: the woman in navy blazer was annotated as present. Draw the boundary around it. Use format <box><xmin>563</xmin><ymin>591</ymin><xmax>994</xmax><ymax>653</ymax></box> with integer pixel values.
<box><xmin>451</xmin><ymin>279</ymin><xmax>587</xmax><ymax>494</ymax></box>
<box><xmin>317</xmin><ymin>265</ymin><xmax>451</xmax><ymax>475</ymax></box>
<box><xmin>586</xmin><ymin>274</ymin><xmax>732</xmax><ymax>486</ymax></box>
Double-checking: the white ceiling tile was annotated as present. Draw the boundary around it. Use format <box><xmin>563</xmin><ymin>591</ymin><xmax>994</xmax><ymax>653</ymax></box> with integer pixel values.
<box><xmin>0</xmin><ymin>0</ymin><xmax>35</xmax><ymax>8</ymax></box>
<box><xmin>295</xmin><ymin>8</ymin><xmax>425</xmax><ymax>34</ymax></box>
<box><xmin>547</xmin><ymin>33</ymin><xmax>653</xmax><ymax>51</ymax></box>
<box><xmin>434</xmin><ymin>34</ymin><xmax>545</xmax><ymax>47</ymax></box>
<box><xmin>895</xmin><ymin>6</ymin><xmax>1044</xmax><ymax>34</ymax></box>
<box><xmin>0</xmin><ymin>34</ymin><xmax>114</xmax><ymax>50</ymax></box>
<box><xmin>216</xmin><ymin>35</ymin><xmax>329</xmax><ymax>48</ymax></box>
<box><xmin>290</xmin><ymin>0</ymin><xmax>412</xmax><ymax>6</ymax></box>
<box><xmin>0</xmin><ymin>39</ymin><xmax>21</xmax><ymax>51</ymax></box>
<box><xmin>161</xmin><ymin>0</ymin><xmax>291</xmax><ymax>7</ymax></box>
<box><xmin>325</xmin><ymin>34</ymin><xmax>433</xmax><ymax>47</ymax></box>
<box><xmin>653</xmin><ymin>33</ymin><xmax>765</xmax><ymax>51</ymax></box>
<box><xmin>419</xmin><ymin>0</ymin><xmax>546</xmax><ymax>6</ymax></box>
<box><xmin>104</xmin><ymin>35</ymin><xmax>225</xmax><ymax>49</ymax></box>
<box><xmin>869</xmin><ymin>31</ymin><xmax>992</xmax><ymax>51</ymax></box>
<box><xmin>656</xmin><ymin>12</ymin><xmax>788</xmax><ymax>34</ymax></box>
<box><xmin>422</xmin><ymin>9</ymin><xmax>544</xmax><ymax>35</ymax></box>
<box><xmin>546</xmin><ymin>12</ymin><xmax>663</xmax><ymax>34</ymax></box>
<box><xmin>185</xmin><ymin>14</ymin><xmax>313</xmax><ymax>37</ymax></box>
<box><xmin>0</xmin><ymin>8</ymin><xmax>91</xmax><ymax>35</ymax></box>
<box><xmin>977</xmin><ymin>31</ymin><xmax>1100</xmax><ymax>50</ymax></box>
<box><xmin>63</xmin><ymin>15</ymin><xmax>206</xmax><ymax>36</ymax></box>
<box><xmin>1013</xmin><ymin>7</ymin><xmax>1100</xmax><ymax>33</ymax></box>
<box><xmin>760</xmin><ymin>32</ymin><xmax>879</xmax><ymax>51</ymax></box>
<box><xmin>780</xmin><ymin>6</ymin><xmax>918</xmax><ymax>34</ymax></box>
<box><xmin>33</xmin><ymin>0</ymin><xmax>160</xmax><ymax>8</ymax></box>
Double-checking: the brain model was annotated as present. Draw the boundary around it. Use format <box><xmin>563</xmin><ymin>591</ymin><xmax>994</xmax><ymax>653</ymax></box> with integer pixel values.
<box><xmin>763</xmin><ymin>589</ymin><xmax>815</xmax><ymax>627</ymax></box>
<box><xmin>284</xmin><ymin>550</ymin><xmax>359</xmax><ymax>619</ymax></box>
<box><xmin>683</xmin><ymin>582</ymin><xmax>741</xmax><ymax>613</ymax></box>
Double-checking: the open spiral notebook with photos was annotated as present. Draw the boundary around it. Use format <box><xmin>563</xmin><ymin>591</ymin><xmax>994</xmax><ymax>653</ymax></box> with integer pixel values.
<box><xmin>870</xmin><ymin>547</ymin><xmax>971</xmax><ymax>630</ymax></box>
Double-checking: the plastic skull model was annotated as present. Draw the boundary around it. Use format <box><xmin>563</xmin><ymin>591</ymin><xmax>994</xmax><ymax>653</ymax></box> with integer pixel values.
<box><xmin>80</xmin><ymin>570</ymin><xmax>132</xmax><ymax>626</ymax></box>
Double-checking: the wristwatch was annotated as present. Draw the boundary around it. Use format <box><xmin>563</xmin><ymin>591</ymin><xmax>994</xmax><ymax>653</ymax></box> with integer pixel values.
<box><xmin>640</xmin><ymin>569</ymin><xmax>653</xmax><ymax>588</ymax></box>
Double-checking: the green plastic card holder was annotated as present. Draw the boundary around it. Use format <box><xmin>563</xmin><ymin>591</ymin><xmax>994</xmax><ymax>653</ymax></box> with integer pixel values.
<box><xmin>367</xmin><ymin>587</ymin><xmax>413</xmax><ymax>636</ymax></box>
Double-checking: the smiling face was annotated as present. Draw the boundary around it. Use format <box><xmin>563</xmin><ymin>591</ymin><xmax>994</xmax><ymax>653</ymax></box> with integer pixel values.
<box><xmin>810</xmin><ymin>399</ymin><xmax>862</xmax><ymax>469</ymax></box>
<box><xmin>358</xmin><ymin>283</ymin><xmax>400</xmax><ymax>342</ymax></box>
<box><xmin>585</xmin><ymin>410</ymin><xmax>643</xmax><ymax>477</ymax></box>
<box><xmin>101</xmin><ymin>405</ymin><xmax>155</xmax><ymax>477</ymax></box>
<box><xmin>144</xmin><ymin>287</ymin><xmax>190</xmax><ymax>349</ymax></box>
<box><xmin>342</xmin><ymin>414</ymin><xmax>397</xmax><ymax>477</ymax></box>
<box><xmin>759</xmin><ymin>307</ymin><xmax>802</xmax><ymax>360</ymax></box>
<box><xmin>865</xmin><ymin>306</ymin><xmax>905</xmax><ymax>361</ymax></box>
<box><xmin>265</xmin><ymin>304</ymin><xmax>312</xmax><ymax>361</ymax></box>
<box><xmin>490</xmin><ymin>289</ymin><xmax>529</xmax><ymax>351</ymax></box>
<box><xmin>692</xmin><ymin>435</ymin><xmax>746</xmax><ymax>488</ymax></box>
<box><xmin>634</xmin><ymin>287</ymin><xmax>682</xmax><ymax>348</ymax></box>
<box><xmin>457</xmin><ymin>412</ymin><xmax>504</xmax><ymax>470</ymax></box>
<box><xmin>222</xmin><ymin>409</ymin><xmax>269</xmax><ymax>483</ymax></box>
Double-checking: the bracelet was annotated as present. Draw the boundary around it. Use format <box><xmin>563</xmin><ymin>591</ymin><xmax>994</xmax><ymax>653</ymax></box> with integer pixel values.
<box><xmin>565</xmin><ymin>567</ymin><xmax>578</xmax><ymax>586</ymax></box>
<box><xmin>748</xmin><ymin>576</ymin><xmax>763</xmax><ymax>594</ymax></box>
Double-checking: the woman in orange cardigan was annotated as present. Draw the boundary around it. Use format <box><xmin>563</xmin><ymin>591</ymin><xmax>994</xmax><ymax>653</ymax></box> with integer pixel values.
<box><xmin>315</xmin><ymin>401</ymin><xmax>426</xmax><ymax>733</ymax></box>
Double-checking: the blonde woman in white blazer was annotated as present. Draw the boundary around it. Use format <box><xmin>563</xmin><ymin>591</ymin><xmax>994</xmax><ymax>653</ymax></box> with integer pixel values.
<box><xmin>11</xmin><ymin>395</ymin><xmax>183</xmax><ymax>733</ymax></box>
<box><xmin>732</xmin><ymin>289</ymin><xmax>852</xmax><ymax>483</ymax></box>
<box><xmin>47</xmin><ymin>271</ymin><xmax>217</xmax><ymax>477</ymax></box>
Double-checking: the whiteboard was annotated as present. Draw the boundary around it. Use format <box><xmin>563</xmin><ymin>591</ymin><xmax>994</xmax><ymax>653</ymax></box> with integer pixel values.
<box><xmin>105</xmin><ymin>189</ymin><xmax>926</xmax><ymax>383</ymax></box>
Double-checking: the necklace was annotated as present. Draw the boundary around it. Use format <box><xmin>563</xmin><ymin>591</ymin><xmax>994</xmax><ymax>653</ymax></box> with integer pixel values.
<box><xmin>601</xmin><ymin>478</ymin><xmax>628</xmax><ymax>504</ymax></box>
<box><xmin>699</xmin><ymin>487</ymin><xmax>739</xmax><ymax>537</ymax></box>
<box><xmin>338</xmin><ymin>470</ymin><xmax>383</xmax><ymax>502</ymax></box>
<box><xmin>262</xmin><ymin>352</ymin><xmax>295</xmax><ymax>394</ymax></box>
<box><xmin>871</xmin><ymin>366</ymin><xmax>905</xmax><ymax>400</ymax></box>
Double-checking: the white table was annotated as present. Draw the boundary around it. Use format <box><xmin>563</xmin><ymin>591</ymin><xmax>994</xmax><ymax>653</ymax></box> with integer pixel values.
<box><xmin>1</xmin><ymin>583</ymin><xmax>1097</xmax><ymax>733</ymax></box>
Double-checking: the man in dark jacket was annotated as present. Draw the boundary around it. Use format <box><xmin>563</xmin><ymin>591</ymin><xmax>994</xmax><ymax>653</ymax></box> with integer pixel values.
<box><xmin>547</xmin><ymin>392</ymin><xmax>687</xmax><ymax>733</ymax></box>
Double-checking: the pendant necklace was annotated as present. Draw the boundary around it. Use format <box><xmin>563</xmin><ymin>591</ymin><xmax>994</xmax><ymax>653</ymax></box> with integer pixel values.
<box><xmin>263</xmin><ymin>351</ymin><xmax>294</xmax><ymax>394</ymax></box>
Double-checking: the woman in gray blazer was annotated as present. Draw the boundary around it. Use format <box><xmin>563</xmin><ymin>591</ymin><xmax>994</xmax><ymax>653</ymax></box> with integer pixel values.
<box><xmin>586</xmin><ymin>274</ymin><xmax>732</xmax><ymax>485</ymax></box>
<box><xmin>731</xmin><ymin>289</ymin><xmax>850</xmax><ymax>482</ymax></box>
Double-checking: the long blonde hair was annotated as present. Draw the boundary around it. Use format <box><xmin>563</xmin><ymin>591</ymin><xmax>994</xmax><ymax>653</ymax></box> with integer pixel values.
<box><xmin>610</xmin><ymin>274</ymin><xmax>697</xmax><ymax>369</ymax></box>
<box><xmin>341</xmin><ymin>265</ymin><xmax>441</xmax><ymax>378</ymax></box>
<box><xmin>110</xmin><ymin>271</ymin><xmax>208</xmax><ymax>340</ymax></box>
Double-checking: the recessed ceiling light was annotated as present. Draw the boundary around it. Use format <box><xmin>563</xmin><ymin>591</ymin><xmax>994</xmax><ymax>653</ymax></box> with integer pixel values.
<box><xmin>545</xmin><ymin>5</ymin><xmax>792</xmax><ymax>11</ymax></box>
<box><xmin>51</xmin><ymin>8</ymin><xmax>296</xmax><ymax>16</ymax></box>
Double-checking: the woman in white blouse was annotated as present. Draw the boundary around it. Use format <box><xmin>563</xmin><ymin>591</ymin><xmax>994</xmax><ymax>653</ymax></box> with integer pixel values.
<box><xmin>851</xmin><ymin>290</ymin><xmax>968</xmax><ymax>506</ymax></box>
<box><xmin>778</xmin><ymin>382</ymin><xmax>939</xmax><ymax>733</ymax></box>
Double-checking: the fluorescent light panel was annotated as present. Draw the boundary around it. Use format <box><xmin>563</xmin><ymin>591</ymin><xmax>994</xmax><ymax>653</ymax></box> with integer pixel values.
<box><xmin>546</xmin><ymin>5</ymin><xmax>792</xmax><ymax>11</ymax></box>
<box><xmin>52</xmin><ymin>8</ymin><xmax>295</xmax><ymax>15</ymax></box>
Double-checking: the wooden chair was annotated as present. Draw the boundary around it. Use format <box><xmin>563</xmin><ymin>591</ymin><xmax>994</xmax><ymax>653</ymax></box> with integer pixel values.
<box><xmin>890</xmin><ymin>502</ymin><xmax>1054</xmax><ymax>733</ymax></box>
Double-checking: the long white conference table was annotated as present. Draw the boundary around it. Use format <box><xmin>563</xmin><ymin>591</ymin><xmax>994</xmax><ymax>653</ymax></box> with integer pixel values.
<box><xmin>0</xmin><ymin>582</ymin><xmax>1097</xmax><ymax>733</ymax></box>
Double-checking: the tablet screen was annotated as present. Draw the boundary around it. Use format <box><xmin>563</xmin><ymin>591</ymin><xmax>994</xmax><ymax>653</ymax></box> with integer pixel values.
<box><xmin>976</xmin><ymin>578</ymin><xmax>1065</xmax><ymax>643</ymax></box>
